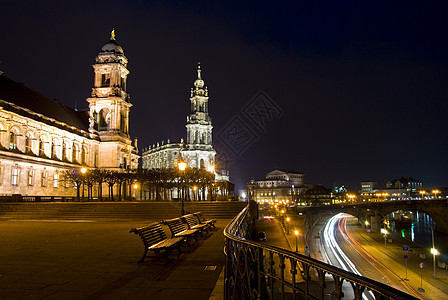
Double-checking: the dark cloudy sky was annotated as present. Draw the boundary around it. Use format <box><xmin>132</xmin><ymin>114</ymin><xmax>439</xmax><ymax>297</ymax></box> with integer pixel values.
<box><xmin>1</xmin><ymin>0</ymin><xmax>447</xmax><ymax>191</ymax></box>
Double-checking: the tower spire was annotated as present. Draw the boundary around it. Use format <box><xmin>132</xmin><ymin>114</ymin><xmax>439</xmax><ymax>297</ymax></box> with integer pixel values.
<box><xmin>197</xmin><ymin>62</ymin><xmax>201</xmax><ymax>79</ymax></box>
<box><xmin>111</xmin><ymin>28</ymin><xmax>116</xmax><ymax>40</ymax></box>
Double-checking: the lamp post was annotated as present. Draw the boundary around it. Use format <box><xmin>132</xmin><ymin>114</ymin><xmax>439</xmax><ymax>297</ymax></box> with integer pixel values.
<box><xmin>133</xmin><ymin>183</ymin><xmax>138</xmax><ymax>200</ymax></box>
<box><xmin>294</xmin><ymin>230</ymin><xmax>299</xmax><ymax>252</ymax></box>
<box><xmin>430</xmin><ymin>225</ymin><xmax>438</xmax><ymax>279</ymax></box>
<box><xmin>178</xmin><ymin>160</ymin><xmax>187</xmax><ymax>216</ymax></box>
<box><xmin>286</xmin><ymin>217</ymin><xmax>290</xmax><ymax>234</ymax></box>
<box><xmin>432</xmin><ymin>189</ymin><xmax>440</xmax><ymax>200</ymax></box>
<box><xmin>80</xmin><ymin>167</ymin><xmax>87</xmax><ymax>200</ymax></box>
<box><xmin>193</xmin><ymin>186</ymin><xmax>197</xmax><ymax>201</ymax></box>
<box><xmin>419</xmin><ymin>190</ymin><xmax>426</xmax><ymax>200</ymax></box>
<box><xmin>381</xmin><ymin>228</ymin><xmax>388</xmax><ymax>248</ymax></box>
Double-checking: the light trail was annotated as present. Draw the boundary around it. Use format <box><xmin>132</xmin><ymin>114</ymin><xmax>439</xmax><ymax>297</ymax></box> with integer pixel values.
<box><xmin>321</xmin><ymin>213</ymin><xmax>374</xmax><ymax>300</ymax></box>
<box><xmin>338</xmin><ymin>216</ymin><xmax>425</xmax><ymax>300</ymax></box>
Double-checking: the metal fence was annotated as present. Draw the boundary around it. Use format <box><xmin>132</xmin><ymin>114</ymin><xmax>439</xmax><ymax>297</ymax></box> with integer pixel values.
<box><xmin>223</xmin><ymin>201</ymin><xmax>417</xmax><ymax>300</ymax></box>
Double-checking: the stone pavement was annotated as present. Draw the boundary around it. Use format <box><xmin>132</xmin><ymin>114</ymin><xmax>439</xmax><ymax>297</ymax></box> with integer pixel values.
<box><xmin>0</xmin><ymin>218</ymin><xmax>230</xmax><ymax>299</ymax></box>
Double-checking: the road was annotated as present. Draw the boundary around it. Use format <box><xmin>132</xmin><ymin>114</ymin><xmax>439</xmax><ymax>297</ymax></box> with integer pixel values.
<box><xmin>319</xmin><ymin>213</ymin><xmax>448</xmax><ymax>300</ymax></box>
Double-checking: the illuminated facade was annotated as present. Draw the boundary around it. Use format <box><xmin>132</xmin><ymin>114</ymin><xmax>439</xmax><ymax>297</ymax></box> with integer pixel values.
<box><xmin>0</xmin><ymin>32</ymin><xmax>138</xmax><ymax>197</ymax></box>
<box><xmin>247</xmin><ymin>169</ymin><xmax>304</xmax><ymax>205</ymax></box>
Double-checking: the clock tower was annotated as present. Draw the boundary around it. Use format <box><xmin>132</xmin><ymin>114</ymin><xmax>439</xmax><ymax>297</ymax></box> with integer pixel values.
<box><xmin>182</xmin><ymin>63</ymin><xmax>216</xmax><ymax>169</ymax></box>
<box><xmin>86</xmin><ymin>30</ymin><xmax>138</xmax><ymax>169</ymax></box>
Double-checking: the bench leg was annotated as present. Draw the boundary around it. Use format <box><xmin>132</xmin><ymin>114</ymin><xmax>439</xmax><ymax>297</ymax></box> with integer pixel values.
<box><xmin>138</xmin><ymin>248</ymin><xmax>149</xmax><ymax>263</ymax></box>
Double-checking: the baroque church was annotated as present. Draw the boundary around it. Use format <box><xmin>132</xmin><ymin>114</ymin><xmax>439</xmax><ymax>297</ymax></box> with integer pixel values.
<box><xmin>0</xmin><ymin>31</ymin><xmax>139</xmax><ymax>197</ymax></box>
<box><xmin>142</xmin><ymin>63</ymin><xmax>230</xmax><ymax>183</ymax></box>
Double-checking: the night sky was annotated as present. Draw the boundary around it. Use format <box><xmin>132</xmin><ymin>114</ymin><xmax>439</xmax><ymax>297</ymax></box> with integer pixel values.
<box><xmin>1</xmin><ymin>1</ymin><xmax>447</xmax><ymax>192</ymax></box>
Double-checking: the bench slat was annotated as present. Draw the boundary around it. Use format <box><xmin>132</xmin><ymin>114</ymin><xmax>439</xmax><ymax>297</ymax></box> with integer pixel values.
<box><xmin>130</xmin><ymin>222</ymin><xmax>184</xmax><ymax>262</ymax></box>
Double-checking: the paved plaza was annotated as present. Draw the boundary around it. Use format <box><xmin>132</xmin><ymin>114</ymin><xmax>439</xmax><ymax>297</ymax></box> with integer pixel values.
<box><xmin>0</xmin><ymin>218</ymin><xmax>230</xmax><ymax>299</ymax></box>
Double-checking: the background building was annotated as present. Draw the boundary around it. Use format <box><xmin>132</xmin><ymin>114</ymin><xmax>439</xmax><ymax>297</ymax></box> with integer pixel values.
<box><xmin>247</xmin><ymin>169</ymin><xmax>304</xmax><ymax>205</ymax></box>
<box><xmin>360</xmin><ymin>177</ymin><xmax>425</xmax><ymax>201</ymax></box>
<box><xmin>0</xmin><ymin>32</ymin><xmax>138</xmax><ymax>197</ymax></box>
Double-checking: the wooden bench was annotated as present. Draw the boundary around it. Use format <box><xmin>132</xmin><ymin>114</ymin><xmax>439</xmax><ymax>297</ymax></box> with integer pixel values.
<box><xmin>194</xmin><ymin>212</ymin><xmax>217</xmax><ymax>229</ymax></box>
<box><xmin>163</xmin><ymin>217</ymin><xmax>200</xmax><ymax>243</ymax></box>
<box><xmin>129</xmin><ymin>222</ymin><xmax>184</xmax><ymax>263</ymax></box>
<box><xmin>182</xmin><ymin>213</ymin><xmax>210</xmax><ymax>235</ymax></box>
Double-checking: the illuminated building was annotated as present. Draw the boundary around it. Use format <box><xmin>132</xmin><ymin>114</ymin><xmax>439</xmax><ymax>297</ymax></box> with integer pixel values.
<box><xmin>142</xmin><ymin>63</ymin><xmax>229</xmax><ymax>182</ymax></box>
<box><xmin>247</xmin><ymin>169</ymin><xmax>304</xmax><ymax>205</ymax></box>
<box><xmin>360</xmin><ymin>177</ymin><xmax>424</xmax><ymax>201</ymax></box>
<box><xmin>0</xmin><ymin>31</ymin><xmax>138</xmax><ymax>197</ymax></box>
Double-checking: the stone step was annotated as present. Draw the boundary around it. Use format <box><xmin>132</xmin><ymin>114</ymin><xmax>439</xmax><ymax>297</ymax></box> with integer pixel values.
<box><xmin>0</xmin><ymin>201</ymin><xmax>247</xmax><ymax>219</ymax></box>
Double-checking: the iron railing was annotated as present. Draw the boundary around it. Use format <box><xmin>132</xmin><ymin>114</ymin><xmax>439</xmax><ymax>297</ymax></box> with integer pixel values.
<box><xmin>224</xmin><ymin>201</ymin><xmax>418</xmax><ymax>300</ymax></box>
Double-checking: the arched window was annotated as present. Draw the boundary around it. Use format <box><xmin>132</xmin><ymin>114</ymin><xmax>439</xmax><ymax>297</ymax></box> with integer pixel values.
<box><xmin>25</xmin><ymin>134</ymin><xmax>31</xmax><ymax>154</ymax></box>
<box><xmin>72</xmin><ymin>143</ymin><xmax>78</xmax><ymax>163</ymax></box>
<box><xmin>51</xmin><ymin>140</ymin><xmax>57</xmax><ymax>159</ymax></box>
<box><xmin>200</xmin><ymin>159</ymin><xmax>205</xmax><ymax>169</ymax></box>
<box><xmin>39</xmin><ymin>138</ymin><xmax>45</xmax><ymax>156</ymax></box>
<box><xmin>9</xmin><ymin>131</ymin><xmax>17</xmax><ymax>150</ymax></box>
<box><xmin>62</xmin><ymin>142</ymin><xmax>67</xmax><ymax>160</ymax></box>
<box><xmin>101</xmin><ymin>73</ymin><xmax>110</xmax><ymax>87</ymax></box>
<box><xmin>81</xmin><ymin>146</ymin><xmax>86</xmax><ymax>165</ymax></box>
<box><xmin>98</xmin><ymin>108</ymin><xmax>110</xmax><ymax>131</ymax></box>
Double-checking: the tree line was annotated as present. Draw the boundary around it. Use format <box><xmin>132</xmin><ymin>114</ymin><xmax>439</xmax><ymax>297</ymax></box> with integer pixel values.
<box><xmin>64</xmin><ymin>167</ymin><xmax>232</xmax><ymax>201</ymax></box>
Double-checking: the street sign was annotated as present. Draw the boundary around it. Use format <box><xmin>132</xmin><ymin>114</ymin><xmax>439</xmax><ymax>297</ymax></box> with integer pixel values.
<box><xmin>419</xmin><ymin>262</ymin><xmax>425</xmax><ymax>269</ymax></box>
<box><xmin>403</xmin><ymin>245</ymin><xmax>409</xmax><ymax>252</ymax></box>
<box><xmin>404</xmin><ymin>254</ymin><xmax>408</xmax><ymax>260</ymax></box>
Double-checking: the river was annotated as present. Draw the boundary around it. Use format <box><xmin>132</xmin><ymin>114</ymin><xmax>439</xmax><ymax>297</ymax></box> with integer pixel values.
<box><xmin>389</xmin><ymin>211</ymin><xmax>448</xmax><ymax>262</ymax></box>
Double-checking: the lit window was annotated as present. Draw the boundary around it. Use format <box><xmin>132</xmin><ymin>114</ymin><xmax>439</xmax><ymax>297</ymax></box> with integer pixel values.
<box><xmin>41</xmin><ymin>171</ymin><xmax>47</xmax><ymax>187</ymax></box>
<box><xmin>11</xmin><ymin>167</ymin><xmax>19</xmax><ymax>186</ymax></box>
<box><xmin>9</xmin><ymin>132</ymin><xmax>17</xmax><ymax>150</ymax></box>
<box><xmin>39</xmin><ymin>138</ymin><xmax>45</xmax><ymax>156</ymax></box>
<box><xmin>53</xmin><ymin>174</ymin><xmax>59</xmax><ymax>188</ymax></box>
<box><xmin>27</xmin><ymin>170</ymin><xmax>33</xmax><ymax>186</ymax></box>
<box><xmin>25</xmin><ymin>134</ymin><xmax>32</xmax><ymax>154</ymax></box>
<box><xmin>64</xmin><ymin>175</ymin><xmax>71</xmax><ymax>188</ymax></box>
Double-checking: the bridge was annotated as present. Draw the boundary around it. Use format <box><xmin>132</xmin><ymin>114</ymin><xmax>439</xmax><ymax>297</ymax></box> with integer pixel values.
<box><xmin>224</xmin><ymin>200</ymin><xmax>416</xmax><ymax>299</ymax></box>
<box><xmin>301</xmin><ymin>199</ymin><xmax>448</xmax><ymax>234</ymax></box>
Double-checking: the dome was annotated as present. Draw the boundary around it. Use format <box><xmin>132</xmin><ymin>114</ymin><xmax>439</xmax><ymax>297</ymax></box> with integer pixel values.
<box><xmin>194</xmin><ymin>78</ymin><xmax>204</xmax><ymax>88</ymax></box>
<box><xmin>101</xmin><ymin>39</ymin><xmax>124</xmax><ymax>54</ymax></box>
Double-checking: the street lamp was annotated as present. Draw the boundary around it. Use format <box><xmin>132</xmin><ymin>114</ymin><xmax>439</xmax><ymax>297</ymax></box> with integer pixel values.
<box><xmin>193</xmin><ymin>186</ymin><xmax>197</xmax><ymax>201</ymax></box>
<box><xmin>133</xmin><ymin>183</ymin><xmax>139</xmax><ymax>200</ymax></box>
<box><xmin>430</xmin><ymin>225</ymin><xmax>438</xmax><ymax>279</ymax></box>
<box><xmin>178</xmin><ymin>160</ymin><xmax>187</xmax><ymax>216</ymax></box>
<box><xmin>419</xmin><ymin>190</ymin><xmax>426</xmax><ymax>200</ymax></box>
<box><xmin>381</xmin><ymin>228</ymin><xmax>388</xmax><ymax>248</ymax></box>
<box><xmin>347</xmin><ymin>194</ymin><xmax>356</xmax><ymax>203</ymax></box>
<box><xmin>294</xmin><ymin>230</ymin><xmax>299</xmax><ymax>252</ymax></box>
<box><xmin>432</xmin><ymin>189</ymin><xmax>440</xmax><ymax>199</ymax></box>
<box><xmin>80</xmin><ymin>167</ymin><xmax>87</xmax><ymax>200</ymax></box>
<box><xmin>286</xmin><ymin>217</ymin><xmax>290</xmax><ymax>234</ymax></box>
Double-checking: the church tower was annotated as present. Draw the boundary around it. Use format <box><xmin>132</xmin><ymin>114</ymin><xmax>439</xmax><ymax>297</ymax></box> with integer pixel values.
<box><xmin>182</xmin><ymin>63</ymin><xmax>216</xmax><ymax>169</ymax></box>
<box><xmin>86</xmin><ymin>30</ymin><xmax>138</xmax><ymax>169</ymax></box>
